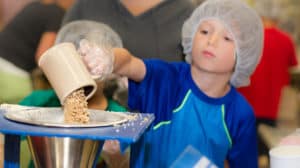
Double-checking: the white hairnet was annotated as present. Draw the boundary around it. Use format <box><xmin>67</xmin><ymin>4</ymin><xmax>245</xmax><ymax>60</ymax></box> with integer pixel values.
<box><xmin>254</xmin><ymin>0</ymin><xmax>282</xmax><ymax>20</ymax></box>
<box><xmin>55</xmin><ymin>20</ymin><xmax>123</xmax><ymax>48</ymax></box>
<box><xmin>182</xmin><ymin>0</ymin><xmax>263</xmax><ymax>87</ymax></box>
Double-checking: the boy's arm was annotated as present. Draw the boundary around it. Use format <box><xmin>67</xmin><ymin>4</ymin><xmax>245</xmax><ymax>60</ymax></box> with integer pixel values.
<box><xmin>113</xmin><ymin>48</ymin><xmax>146</xmax><ymax>82</ymax></box>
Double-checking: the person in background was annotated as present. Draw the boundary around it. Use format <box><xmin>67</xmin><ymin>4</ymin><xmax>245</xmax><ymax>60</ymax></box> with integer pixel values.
<box><xmin>0</xmin><ymin>0</ymin><xmax>34</xmax><ymax>30</ymax></box>
<box><xmin>62</xmin><ymin>0</ymin><xmax>195</xmax><ymax>107</ymax></box>
<box><xmin>0</xmin><ymin>0</ymin><xmax>74</xmax><ymax>104</ymax></box>
<box><xmin>63</xmin><ymin>0</ymin><xmax>194</xmax><ymax>62</ymax></box>
<box><xmin>238</xmin><ymin>0</ymin><xmax>298</xmax><ymax>164</ymax></box>
<box><xmin>80</xmin><ymin>0</ymin><xmax>264</xmax><ymax>167</ymax></box>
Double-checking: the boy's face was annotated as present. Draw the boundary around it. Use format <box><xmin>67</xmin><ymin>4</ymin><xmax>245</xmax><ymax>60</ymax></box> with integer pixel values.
<box><xmin>191</xmin><ymin>19</ymin><xmax>236</xmax><ymax>74</ymax></box>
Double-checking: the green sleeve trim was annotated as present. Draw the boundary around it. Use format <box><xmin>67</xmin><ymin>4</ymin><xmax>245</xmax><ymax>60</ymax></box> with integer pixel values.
<box><xmin>173</xmin><ymin>90</ymin><xmax>192</xmax><ymax>113</ymax></box>
<box><xmin>222</xmin><ymin>105</ymin><xmax>232</xmax><ymax>147</ymax></box>
<box><xmin>153</xmin><ymin>121</ymin><xmax>171</xmax><ymax>130</ymax></box>
<box><xmin>153</xmin><ymin>89</ymin><xmax>192</xmax><ymax>130</ymax></box>
<box><xmin>153</xmin><ymin>90</ymin><xmax>191</xmax><ymax>131</ymax></box>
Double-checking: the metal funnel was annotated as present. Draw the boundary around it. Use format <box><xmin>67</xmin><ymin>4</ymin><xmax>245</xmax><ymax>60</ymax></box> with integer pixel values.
<box><xmin>27</xmin><ymin>136</ymin><xmax>103</xmax><ymax>168</ymax></box>
<box><xmin>2</xmin><ymin>106</ymin><xmax>131</xmax><ymax>167</ymax></box>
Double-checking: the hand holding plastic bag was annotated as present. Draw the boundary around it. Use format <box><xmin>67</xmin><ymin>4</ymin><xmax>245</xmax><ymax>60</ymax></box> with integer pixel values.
<box><xmin>78</xmin><ymin>39</ymin><xmax>114</xmax><ymax>80</ymax></box>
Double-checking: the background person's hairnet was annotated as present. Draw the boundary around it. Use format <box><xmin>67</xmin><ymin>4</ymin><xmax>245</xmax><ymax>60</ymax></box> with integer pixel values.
<box><xmin>182</xmin><ymin>0</ymin><xmax>264</xmax><ymax>87</ymax></box>
<box><xmin>55</xmin><ymin>20</ymin><xmax>123</xmax><ymax>48</ymax></box>
<box><xmin>253</xmin><ymin>0</ymin><xmax>282</xmax><ymax>21</ymax></box>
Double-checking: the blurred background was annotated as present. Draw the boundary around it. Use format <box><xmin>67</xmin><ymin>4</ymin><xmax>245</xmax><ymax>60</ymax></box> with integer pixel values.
<box><xmin>1</xmin><ymin>0</ymin><xmax>300</xmax><ymax>168</ymax></box>
<box><xmin>0</xmin><ymin>0</ymin><xmax>35</xmax><ymax>29</ymax></box>
<box><xmin>245</xmin><ymin>0</ymin><xmax>300</xmax><ymax>51</ymax></box>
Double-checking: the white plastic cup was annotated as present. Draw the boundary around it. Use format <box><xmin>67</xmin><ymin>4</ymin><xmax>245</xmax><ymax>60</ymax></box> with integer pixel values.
<box><xmin>38</xmin><ymin>42</ymin><xmax>97</xmax><ymax>104</ymax></box>
<box><xmin>269</xmin><ymin>145</ymin><xmax>300</xmax><ymax>168</ymax></box>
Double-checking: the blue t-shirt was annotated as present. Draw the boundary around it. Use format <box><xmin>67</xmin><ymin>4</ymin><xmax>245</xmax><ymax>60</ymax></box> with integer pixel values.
<box><xmin>128</xmin><ymin>60</ymin><xmax>257</xmax><ymax>168</ymax></box>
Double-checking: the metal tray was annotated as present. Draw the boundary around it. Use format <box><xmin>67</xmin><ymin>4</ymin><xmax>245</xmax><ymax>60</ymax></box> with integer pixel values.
<box><xmin>2</xmin><ymin>105</ymin><xmax>129</xmax><ymax>128</ymax></box>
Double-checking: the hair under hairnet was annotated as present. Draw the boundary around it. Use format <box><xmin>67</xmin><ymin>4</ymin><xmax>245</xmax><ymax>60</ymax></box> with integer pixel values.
<box><xmin>55</xmin><ymin>20</ymin><xmax>123</xmax><ymax>48</ymax></box>
<box><xmin>182</xmin><ymin>0</ymin><xmax>263</xmax><ymax>87</ymax></box>
<box><xmin>253</xmin><ymin>0</ymin><xmax>282</xmax><ymax>20</ymax></box>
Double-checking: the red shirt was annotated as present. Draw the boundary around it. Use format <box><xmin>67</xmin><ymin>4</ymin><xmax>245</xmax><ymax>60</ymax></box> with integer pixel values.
<box><xmin>239</xmin><ymin>27</ymin><xmax>298</xmax><ymax>120</ymax></box>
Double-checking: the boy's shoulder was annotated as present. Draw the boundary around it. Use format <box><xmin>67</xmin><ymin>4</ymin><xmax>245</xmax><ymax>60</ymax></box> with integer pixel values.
<box><xmin>144</xmin><ymin>60</ymin><xmax>190</xmax><ymax>86</ymax></box>
<box><xmin>144</xmin><ymin>59</ymin><xmax>189</xmax><ymax>72</ymax></box>
<box><xmin>227</xmin><ymin>89</ymin><xmax>255</xmax><ymax>118</ymax></box>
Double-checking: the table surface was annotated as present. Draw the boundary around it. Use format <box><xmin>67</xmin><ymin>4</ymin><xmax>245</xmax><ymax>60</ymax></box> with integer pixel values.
<box><xmin>0</xmin><ymin>109</ymin><xmax>154</xmax><ymax>143</ymax></box>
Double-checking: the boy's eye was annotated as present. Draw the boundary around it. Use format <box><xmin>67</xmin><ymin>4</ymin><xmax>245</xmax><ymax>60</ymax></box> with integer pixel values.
<box><xmin>200</xmin><ymin>29</ymin><xmax>208</xmax><ymax>35</ymax></box>
<box><xmin>224</xmin><ymin>36</ymin><xmax>233</xmax><ymax>42</ymax></box>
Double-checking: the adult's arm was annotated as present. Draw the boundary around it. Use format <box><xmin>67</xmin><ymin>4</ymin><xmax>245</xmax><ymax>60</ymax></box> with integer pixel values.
<box><xmin>35</xmin><ymin>32</ymin><xmax>57</xmax><ymax>62</ymax></box>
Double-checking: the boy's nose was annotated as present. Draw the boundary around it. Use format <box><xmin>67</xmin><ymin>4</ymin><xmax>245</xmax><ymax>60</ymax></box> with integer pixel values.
<box><xmin>208</xmin><ymin>33</ymin><xmax>219</xmax><ymax>46</ymax></box>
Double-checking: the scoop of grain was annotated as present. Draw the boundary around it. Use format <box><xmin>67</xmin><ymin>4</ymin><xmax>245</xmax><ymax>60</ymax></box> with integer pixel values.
<box><xmin>63</xmin><ymin>89</ymin><xmax>89</xmax><ymax>123</ymax></box>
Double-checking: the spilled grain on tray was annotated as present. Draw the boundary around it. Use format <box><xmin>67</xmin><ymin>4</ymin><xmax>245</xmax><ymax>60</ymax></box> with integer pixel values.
<box><xmin>63</xmin><ymin>89</ymin><xmax>89</xmax><ymax>123</ymax></box>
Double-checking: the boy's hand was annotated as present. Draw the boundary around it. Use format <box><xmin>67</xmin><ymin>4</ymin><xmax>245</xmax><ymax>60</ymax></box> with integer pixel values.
<box><xmin>78</xmin><ymin>39</ymin><xmax>114</xmax><ymax>80</ymax></box>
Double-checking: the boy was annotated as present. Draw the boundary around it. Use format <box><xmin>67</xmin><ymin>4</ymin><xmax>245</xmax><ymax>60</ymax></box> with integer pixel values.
<box><xmin>80</xmin><ymin>0</ymin><xmax>264</xmax><ymax>167</ymax></box>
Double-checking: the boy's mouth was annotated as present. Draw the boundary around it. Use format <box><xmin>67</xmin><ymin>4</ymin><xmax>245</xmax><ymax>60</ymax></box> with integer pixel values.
<box><xmin>202</xmin><ymin>50</ymin><xmax>215</xmax><ymax>58</ymax></box>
